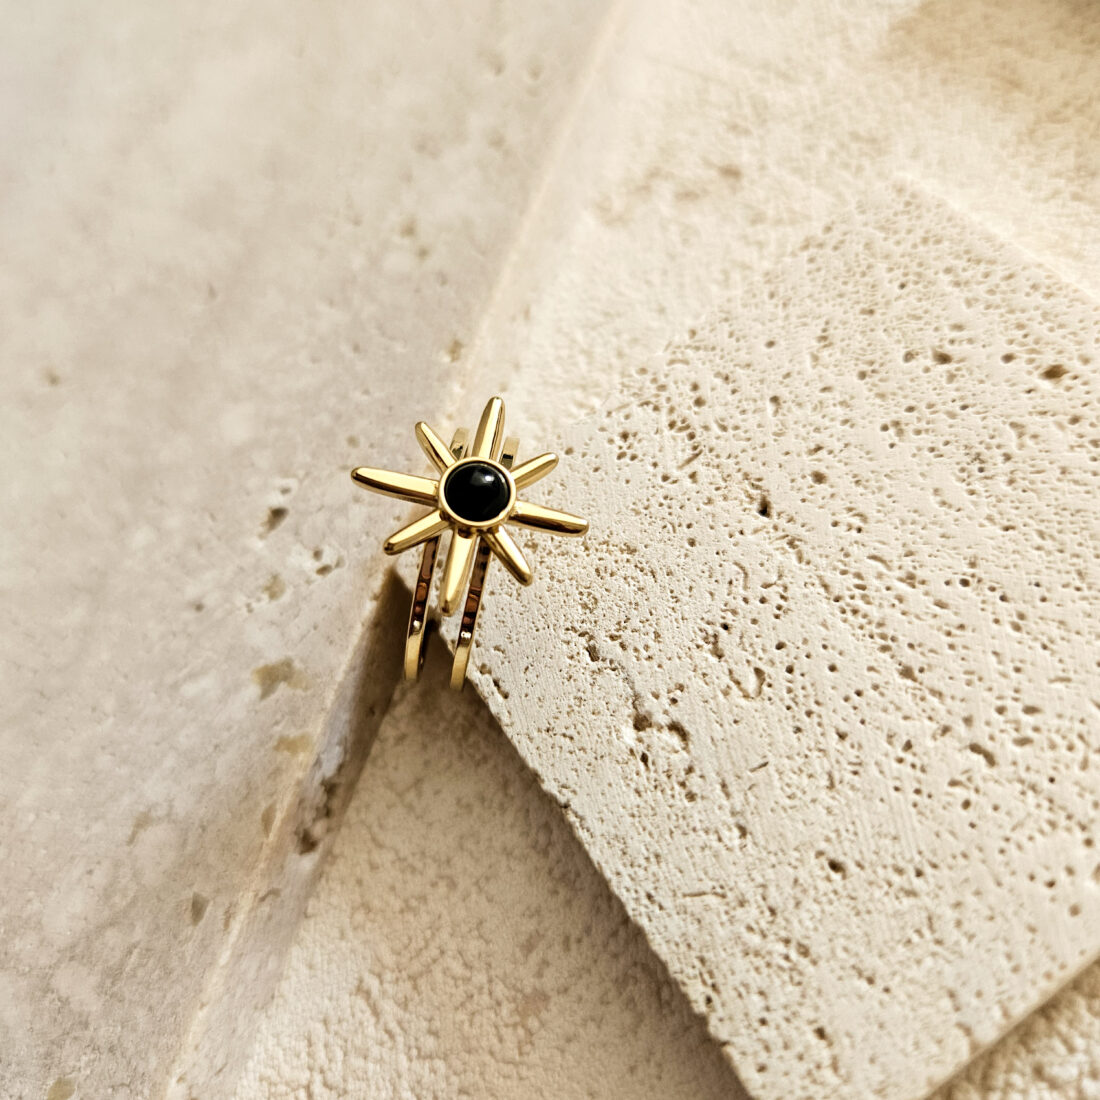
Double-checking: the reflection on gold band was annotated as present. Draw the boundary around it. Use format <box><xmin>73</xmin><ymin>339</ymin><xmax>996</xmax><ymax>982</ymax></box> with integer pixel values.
<box><xmin>450</xmin><ymin>436</ymin><xmax>517</xmax><ymax>690</ymax></box>
<box><xmin>403</xmin><ymin>429</ymin><xmax>467</xmax><ymax>680</ymax></box>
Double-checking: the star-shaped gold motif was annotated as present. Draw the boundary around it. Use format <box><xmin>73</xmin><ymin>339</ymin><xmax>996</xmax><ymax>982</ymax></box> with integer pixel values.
<box><xmin>351</xmin><ymin>396</ymin><xmax>588</xmax><ymax>622</ymax></box>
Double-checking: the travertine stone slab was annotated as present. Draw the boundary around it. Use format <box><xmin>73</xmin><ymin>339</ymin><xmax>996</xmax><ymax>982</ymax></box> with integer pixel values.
<box><xmin>233</xmin><ymin>643</ymin><xmax>1100</xmax><ymax>1100</ymax></box>
<box><xmin>0</xmin><ymin>3</ymin><xmax>612</xmax><ymax>1096</ymax></box>
<box><xmin>469</xmin><ymin>0</ymin><xmax>1100</xmax><ymax>454</ymax></box>
<box><xmin>465</xmin><ymin>187</ymin><xmax>1100</xmax><ymax>1099</ymax></box>
<box><xmin>234</xmin><ymin>650</ymin><xmax>748</xmax><ymax>1100</ymax></box>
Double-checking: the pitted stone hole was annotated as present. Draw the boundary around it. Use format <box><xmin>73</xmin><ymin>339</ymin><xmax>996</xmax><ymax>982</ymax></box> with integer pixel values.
<box><xmin>190</xmin><ymin>892</ymin><xmax>210</xmax><ymax>925</ymax></box>
<box><xmin>757</xmin><ymin>496</ymin><xmax>771</xmax><ymax>518</ymax></box>
<box><xmin>296</xmin><ymin>775</ymin><xmax>341</xmax><ymax>855</ymax></box>
<box><xmin>46</xmin><ymin>1079</ymin><xmax>75</xmax><ymax>1100</ymax></box>
<box><xmin>669</xmin><ymin>720</ymin><xmax>690</xmax><ymax>749</ymax></box>
<box><xmin>967</xmin><ymin>742</ymin><xmax>997</xmax><ymax>768</ymax></box>
<box><xmin>260</xmin><ymin>506</ymin><xmax>288</xmax><ymax>537</ymax></box>
<box><xmin>826</xmin><ymin>856</ymin><xmax>847</xmax><ymax>878</ymax></box>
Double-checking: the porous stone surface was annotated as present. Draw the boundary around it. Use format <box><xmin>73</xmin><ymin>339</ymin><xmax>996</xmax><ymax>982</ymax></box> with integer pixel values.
<box><xmin>0</xmin><ymin>2</ymin><xmax>612</xmax><ymax>1096</ymax></box>
<box><xmin>234</xmin><ymin>650</ymin><xmax>748</xmax><ymax>1100</ymax></box>
<box><xmin>469</xmin><ymin>0</ymin><xmax>1100</xmax><ymax>451</ymax></box>
<box><xmin>211</xmin><ymin>0</ymin><xmax>1100</xmax><ymax>1087</ymax></box>
<box><xmin>938</xmin><ymin>963</ymin><xmax>1100</xmax><ymax>1100</ymax></box>
<box><xmin>7</xmin><ymin>0</ymin><xmax>1100</xmax><ymax>1095</ymax></box>
<box><xmin>234</xmin><ymin>646</ymin><xmax>1100</xmax><ymax>1100</ymax></box>
<box><xmin>464</xmin><ymin>187</ymin><xmax>1100</xmax><ymax>1099</ymax></box>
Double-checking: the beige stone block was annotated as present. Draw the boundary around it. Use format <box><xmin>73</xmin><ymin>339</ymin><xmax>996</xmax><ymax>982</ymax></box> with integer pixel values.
<box><xmin>0</xmin><ymin>3</ymin><xmax>612</xmax><ymax>1096</ymax></box>
<box><xmin>8</xmin><ymin>0</ymin><xmax>1100</xmax><ymax>1095</ymax></box>
<box><xmin>463</xmin><ymin>186</ymin><xmax>1100</xmax><ymax>1098</ymax></box>
<box><xmin>233</xmin><ymin>672</ymin><xmax>1100</xmax><ymax>1099</ymax></box>
<box><xmin>234</xmin><ymin>652</ymin><xmax>747</xmax><ymax>1100</ymax></box>
<box><xmin>470</xmin><ymin>0</ymin><xmax>1100</xmax><ymax>452</ymax></box>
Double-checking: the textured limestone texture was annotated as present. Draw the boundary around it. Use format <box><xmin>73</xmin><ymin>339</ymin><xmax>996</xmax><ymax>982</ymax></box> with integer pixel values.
<box><xmin>234</xmin><ymin>647</ymin><xmax>1100</xmax><ymax>1100</ymax></box>
<box><xmin>6</xmin><ymin>0</ymin><xmax>1100</xmax><ymax>1096</ymax></box>
<box><xmin>462</xmin><ymin>0</ymin><xmax>1100</xmax><ymax>457</ymax></box>
<box><xmin>939</xmin><ymin>964</ymin><xmax>1100</xmax><ymax>1100</ymax></box>
<box><xmin>463</xmin><ymin>187</ymin><xmax>1100</xmax><ymax>1100</ymax></box>
<box><xmin>424</xmin><ymin>0</ymin><xmax>1100</xmax><ymax>1089</ymax></box>
<box><xmin>234</xmin><ymin>649</ymin><xmax>749</xmax><ymax>1100</ymax></box>
<box><xmin>0</xmin><ymin>2</ymin><xmax>613</xmax><ymax>1097</ymax></box>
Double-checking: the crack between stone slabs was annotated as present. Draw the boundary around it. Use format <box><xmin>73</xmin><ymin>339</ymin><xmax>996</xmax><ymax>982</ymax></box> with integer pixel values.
<box><xmin>165</xmin><ymin>569</ymin><xmax>408</xmax><ymax>1098</ymax></box>
<box><xmin>913</xmin><ymin>946</ymin><xmax>1100</xmax><ymax>1100</ymax></box>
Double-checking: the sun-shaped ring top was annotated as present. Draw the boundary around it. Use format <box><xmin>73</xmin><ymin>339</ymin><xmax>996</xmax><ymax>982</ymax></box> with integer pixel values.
<box><xmin>351</xmin><ymin>396</ymin><xmax>587</xmax><ymax>617</ymax></box>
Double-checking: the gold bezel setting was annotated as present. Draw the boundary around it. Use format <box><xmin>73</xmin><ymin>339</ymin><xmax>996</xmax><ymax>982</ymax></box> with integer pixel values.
<box><xmin>437</xmin><ymin>457</ymin><xmax>517</xmax><ymax>531</ymax></box>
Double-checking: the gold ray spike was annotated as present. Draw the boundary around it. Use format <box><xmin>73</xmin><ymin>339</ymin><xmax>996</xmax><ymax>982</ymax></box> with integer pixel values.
<box><xmin>350</xmin><ymin>395</ymin><xmax>587</xmax><ymax>687</ymax></box>
<box><xmin>471</xmin><ymin>395</ymin><xmax>504</xmax><ymax>459</ymax></box>
<box><xmin>415</xmin><ymin>421</ymin><xmax>458</xmax><ymax>472</ymax></box>
<box><xmin>440</xmin><ymin>530</ymin><xmax>477</xmax><ymax>615</ymax></box>
<box><xmin>510</xmin><ymin>452</ymin><xmax>558</xmax><ymax>489</ymax></box>
<box><xmin>510</xmin><ymin>500</ymin><xmax>588</xmax><ymax>536</ymax></box>
<box><xmin>483</xmin><ymin>528</ymin><xmax>532</xmax><ymax>585</ymax></box>
<box><xmin>352</xmin><ymin>467</ymin><xmax>439</xmax><ymax>506</ymax></box>
<box><xmin>383</xmin><ymin>509</ymin><xmax>449</xmax><ymax>554</ymax></box>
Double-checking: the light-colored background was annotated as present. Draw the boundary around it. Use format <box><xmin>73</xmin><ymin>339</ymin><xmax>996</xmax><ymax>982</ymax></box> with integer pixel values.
<box><xmin>458</xmin><ymin>184</ymin><xmax>1100</xmax><ymax>1098</ymax></box>
<box><xmin>3</xmin><ymin>0</ymin><xmax>1098</xmax><ymax>1096</ymax></box>
<box><xmin>234</xmin><ymin>650</ymin><xmax>1100</xmax><ymax>1100</ymax></box>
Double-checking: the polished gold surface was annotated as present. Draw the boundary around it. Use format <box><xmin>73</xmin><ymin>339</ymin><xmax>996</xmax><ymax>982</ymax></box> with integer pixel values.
<box><xmin>450</xmin><ymin>538</ymin><xmax>494</xmax><ymax>690</ymax></box>
<box><xmin>483</xmin><ymin>527</ymin><xmax>532</xmax><ymax>585</ymax></box>
<box><xmin>440</xmin><ymin>530</ymin><xmax>477</xmax><ymax>615</ymax></box>
<box><xmin>404</xmin><ymin>429</ymin><xmax>467</xmax><ymax>680</ymax></box>
<box><xmin>510</xmin><ymin>499</ymin><xmax>587</xmax><ymax>535</ymax></box>
<box><xmin>403</xmin><ymin>534</ymin><xmax>439</xmax><ymax>681</ymax></box>
<box><xmin>352</xmin><ymin>396</ymin><xmax>587</xmax><ymax>687</ymax></box>
<box><xmin>351</xmin><ymin>467</ymin><xmax>439</xmax><ymax>506</ymax></box>
<box><xmin>510</xmin><ymin>451</ymin><xmax>558</xmax><ymax>489</ymax></box>
<box><xmin>383</xmin><ymin>509</ymin><xmax>450</xmax><ymax>555</ymax></box>
<box><xmin>450</xmin><ymin>435</ymin><xmax>517</xmax><ymax>689</ymax></box>
<box><xmin>415</xmin><ymin>420</ymin><xmax>457</xmax><ymax>473</ymax></box>
<box><xmin>471</xmin><ymin>395</ymin><xmax>505</xmax><ymax>460</ymax></box>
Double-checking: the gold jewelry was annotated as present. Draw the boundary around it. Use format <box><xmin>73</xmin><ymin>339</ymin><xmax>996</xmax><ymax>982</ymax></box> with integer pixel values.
<box><xmin>351</xmin><ymin>396</ymin><xmax>588</xmax><ymax>688</ymax></box>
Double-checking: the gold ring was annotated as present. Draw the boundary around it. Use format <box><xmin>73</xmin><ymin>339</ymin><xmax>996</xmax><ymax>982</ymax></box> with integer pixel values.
<box><xmin>351</xmin><ymin>396</ymin><xmax>588</xmax><ymax>688</ymax></box>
